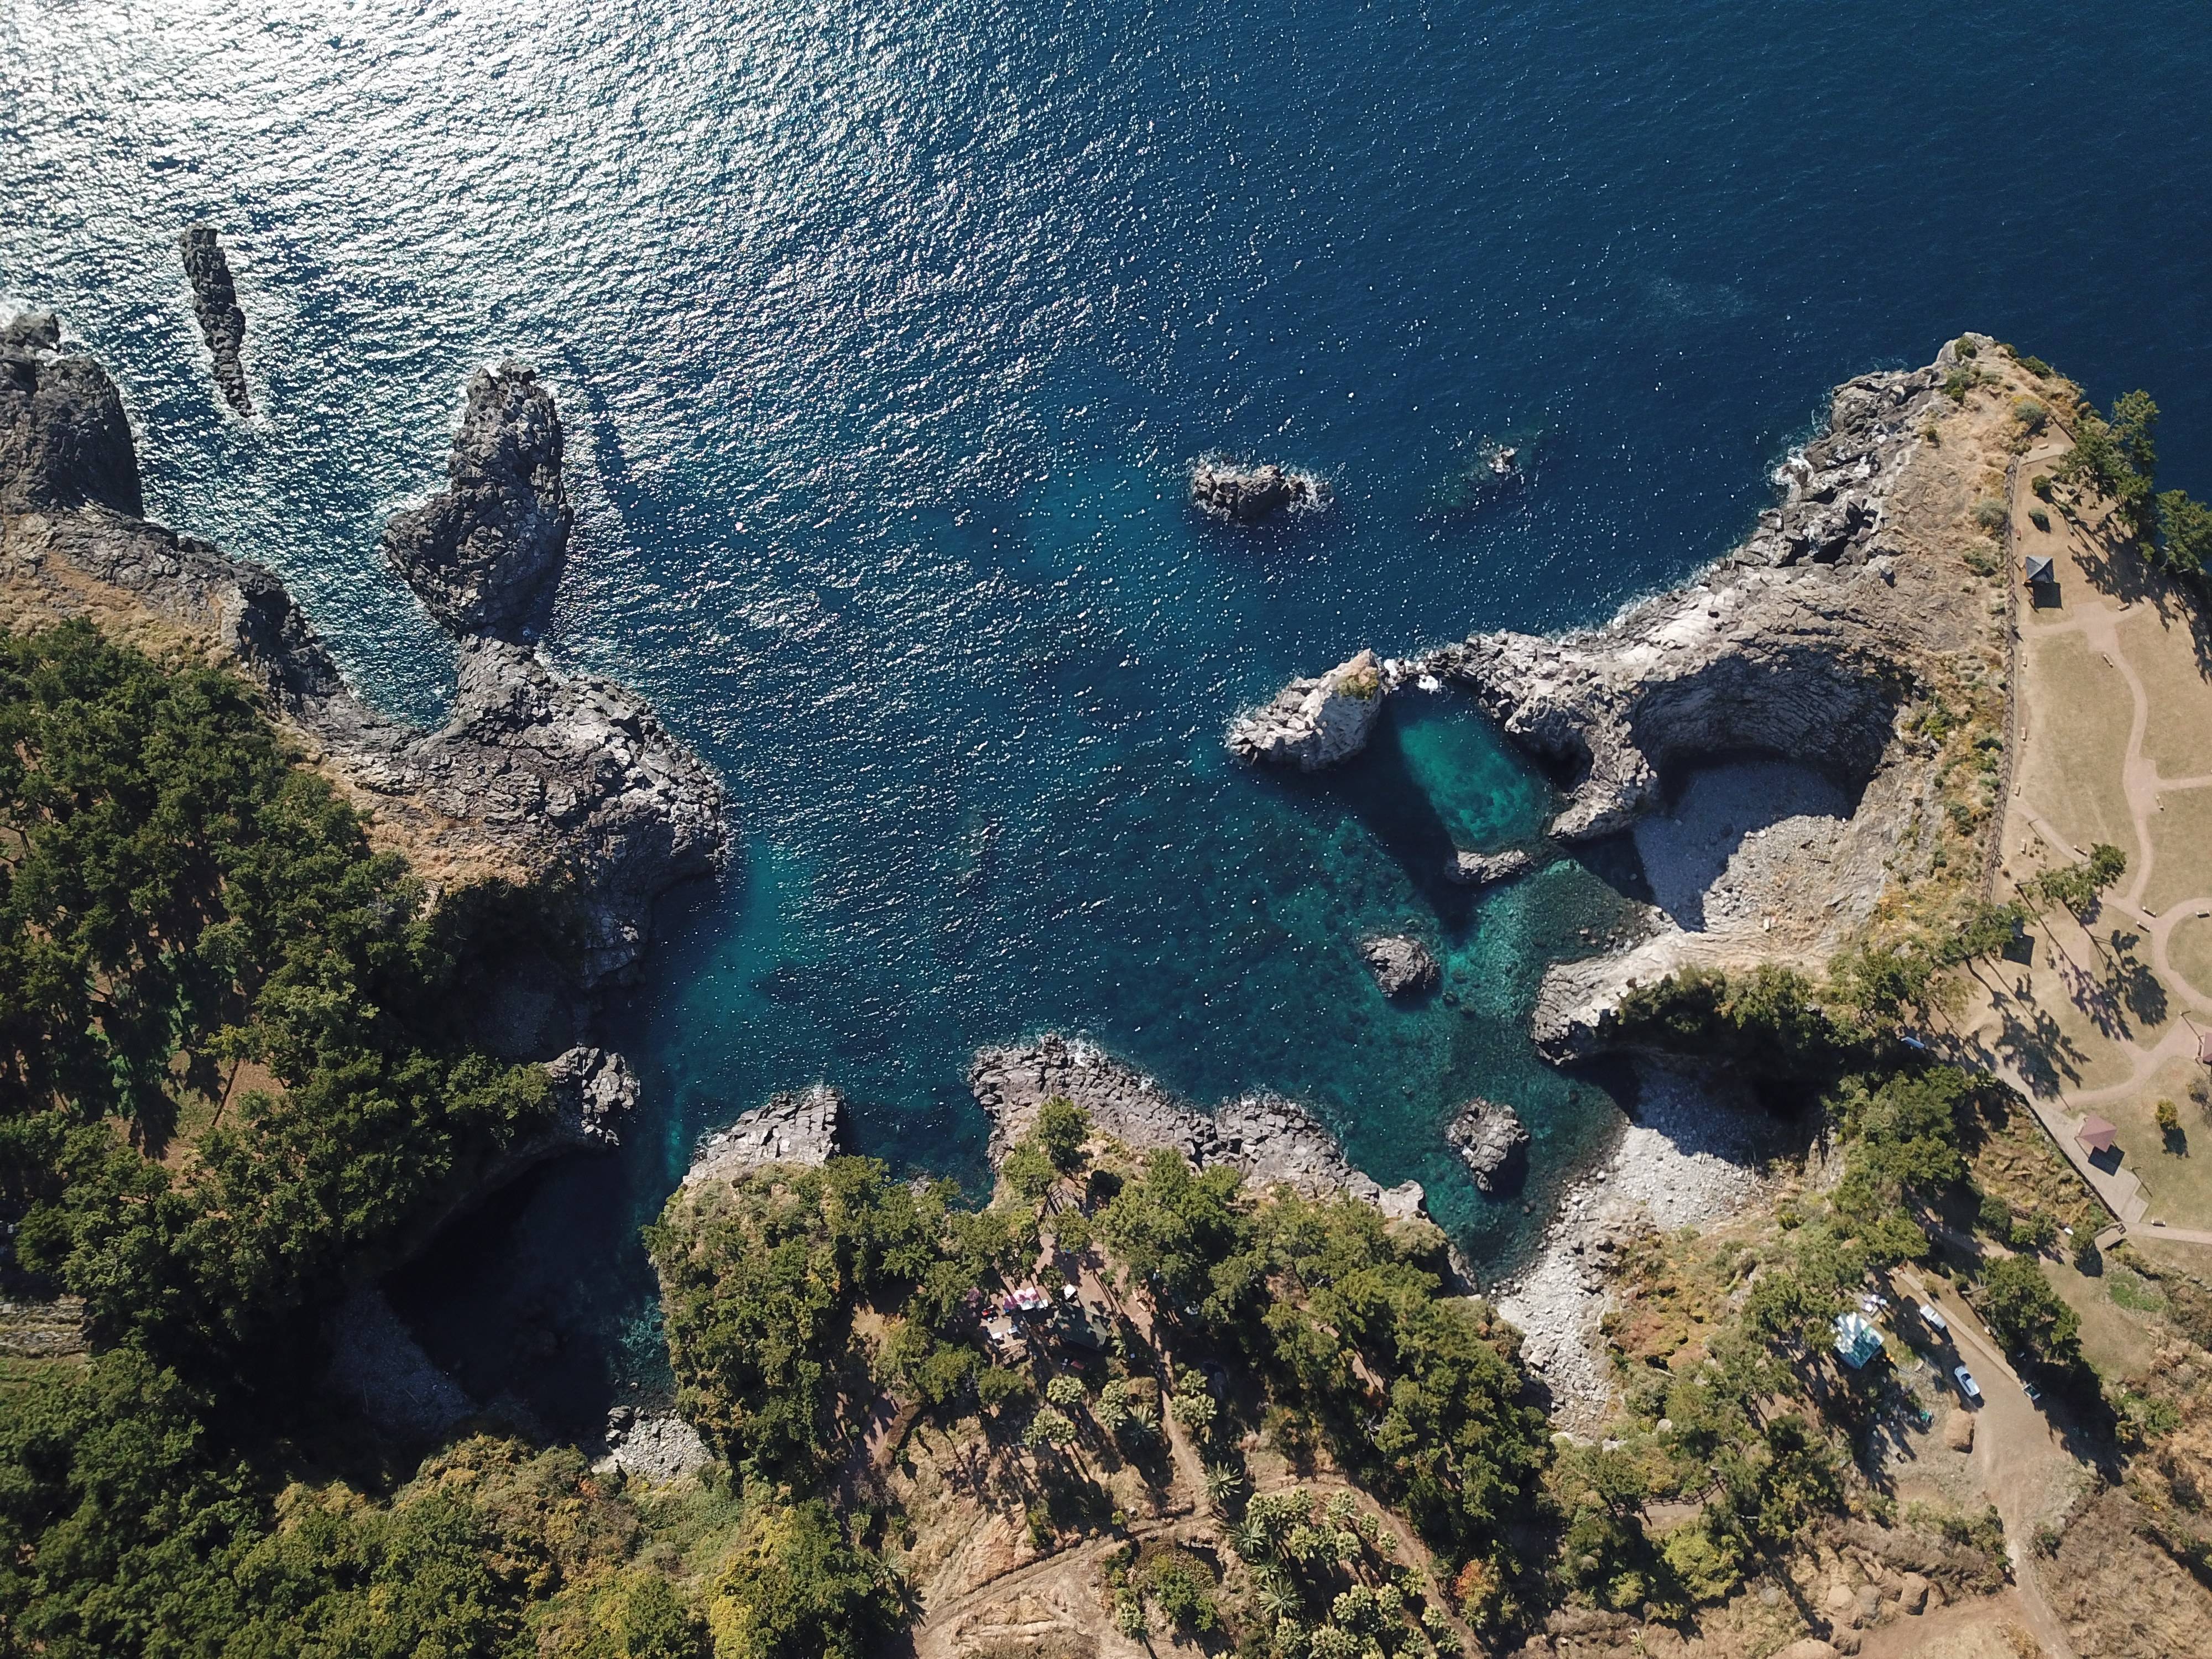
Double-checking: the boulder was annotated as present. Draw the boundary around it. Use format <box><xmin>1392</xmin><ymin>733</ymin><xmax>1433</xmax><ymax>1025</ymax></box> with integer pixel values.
<box><xmin>1360</xmin><ymin>932</ymin><xmax>1440</xmax><ymax>999</ymax></box>
<box><xmin>1189</xmin><ymin>457</ymin><xmax>1324</xmax><ymax>523</ymax></box>
<box><xmin>1227</xmin><ymin>649</ymin><xmax>1386</xmax><ymax>770</ymax></box>
<box><xmin>1774</xmin><ymin>1642</ymin><xmax>1840</xmax><ymax>1659</ymax></box>
<box><xmin>1447</xmin><ymin>1097</ymin><xmax>1531</xmax><ymax>1193</ymax></box>
<box><xmin>1897</xmin><ymin>1572</ymin><xmax>1930</xmax><ymax>1615</ymax></box>
<box><xmin>178</xmin><ymin>226</ymin><xmax>251</xmax><ymax>413</ymax></box>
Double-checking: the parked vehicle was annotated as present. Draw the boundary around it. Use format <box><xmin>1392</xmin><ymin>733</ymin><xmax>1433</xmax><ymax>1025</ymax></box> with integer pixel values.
<box><xmin>1954</xmin><ymin>1364</ymin><xmax>1982</xmax><ymax>1402</ymax></box>
<box><xmin>1918</xmin><ymin>1302</ymin><xmax>1949</xmax><ymax>1334</ymax></box>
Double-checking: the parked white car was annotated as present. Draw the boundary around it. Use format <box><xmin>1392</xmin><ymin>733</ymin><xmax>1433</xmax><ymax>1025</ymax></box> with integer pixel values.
<box><xmin>1919</xmin><ymin>1302</ymin><xmax>1949</xmax><ymax>1334</ymax></box>
<box><xmin>1954</xmin><ymin>1364</ymin><xmax>1982</xmax><ymax>1402</ymax></box>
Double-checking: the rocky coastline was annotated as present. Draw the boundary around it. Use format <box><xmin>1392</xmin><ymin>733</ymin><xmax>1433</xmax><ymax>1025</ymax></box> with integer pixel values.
<box><xmin>0</xmin><ymin>311</ymin><xmax>728</xmax><ymax>994</ymax></box>
<box><xmin>684</xmin><ymin>1084</ymin><xmax>848</xmax><ymax>1186</ymax></box>
<box><xmin>969</xmin><ymin>1034</ymin><xmax>1429</xmax><ymax>1221</ymax></box>
<box><xmin>179</xmin><ymin>226</ymin><xmax>251</xmax><ymax>413</ymax></box>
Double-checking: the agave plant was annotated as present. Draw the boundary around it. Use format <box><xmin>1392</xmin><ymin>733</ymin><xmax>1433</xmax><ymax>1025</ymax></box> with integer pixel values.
<box><xmin>1203</xmin><ymin>1462</ymin><xmax>1246</xmax><ymax>1509</ymax></box>
<box><xmin>1229</xmin><ymin>1519</ymin><xmax>1274</xmax><ymax>1564</ymax></box>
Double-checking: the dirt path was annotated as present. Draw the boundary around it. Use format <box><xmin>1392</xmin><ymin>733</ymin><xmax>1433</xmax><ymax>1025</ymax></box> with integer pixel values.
<box><xmin>1897</xmin><ymin>1268</ymin><xmax>2080</xmax><ymax>1659</ymax></box>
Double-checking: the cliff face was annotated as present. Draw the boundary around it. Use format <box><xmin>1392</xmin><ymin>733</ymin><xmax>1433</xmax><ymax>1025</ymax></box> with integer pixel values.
<box><xmin>0</xmin><ymin>313</ymin><xmax>728</xmax><ymax>992</ymax></box>
<box><xmin>1438</xmin><ymin>363</ymin><xmax>1943</xmax><ymax>841</ymax></box>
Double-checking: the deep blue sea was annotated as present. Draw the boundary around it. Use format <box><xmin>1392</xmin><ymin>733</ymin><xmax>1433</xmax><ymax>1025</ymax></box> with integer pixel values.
<box><xmin>6</xmin><ymin>0</ymin><xmax>2209</xmax><ymax>1427</ymax></box>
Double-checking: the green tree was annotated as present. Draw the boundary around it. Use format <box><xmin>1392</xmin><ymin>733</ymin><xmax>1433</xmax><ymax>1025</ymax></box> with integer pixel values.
<box><xmin>1977</xmin><ymin>1255</ymin><xmax>2080</xmax><ymax>1364</ymax></box>
<box><xmin>2157</xmin><ymin>489</ymin><xmax>2212</xmax><ymax>577</ymax></box>
<box><xmin>1035</xmin><ymin>1095</ymin><xmax>1090</xmax><ymax>1173</ymax></box>
<box><xmin>705</xmin><ymin>1500</ymin><xmax>898</xmax><ymax>1659</ymax></box>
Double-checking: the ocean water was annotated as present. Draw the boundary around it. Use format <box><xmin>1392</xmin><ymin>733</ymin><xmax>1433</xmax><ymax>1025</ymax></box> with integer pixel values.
<box><xmin>5</xmin><ymin>0</ymin><xmax>2209</xmax><ymax>1428</ymax></box>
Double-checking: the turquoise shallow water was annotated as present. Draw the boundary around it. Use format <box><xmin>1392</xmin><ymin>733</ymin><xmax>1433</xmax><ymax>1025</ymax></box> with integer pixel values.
<box><xmin>4</xmin><ymin>0</ymin><xmax>2209</xmax><ymax>1425</ymax></box>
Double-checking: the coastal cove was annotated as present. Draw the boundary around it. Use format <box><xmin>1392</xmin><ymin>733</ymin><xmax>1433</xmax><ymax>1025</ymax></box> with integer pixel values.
<box><xmin>7</xmin><ymin>0</ymin><xmax>2212</xmax><ymax>1437</ymax></box>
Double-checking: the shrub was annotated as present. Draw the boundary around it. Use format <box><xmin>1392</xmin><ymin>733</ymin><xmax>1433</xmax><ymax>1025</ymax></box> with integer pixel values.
<box><xmin>1973</xmin><ymin>495</ymin><xmax>2008</xmax><ymax>533</ymax></box>
<box><xmin>2031</xmin><ymin>473</ymin><xmax>2053</xmax><ymax>500</ymax></box>
<box><xmin>2013</xmin><ymin>398</ymin><xmax>2048</xmax><ymax>435</ymax></box>
<box><xmin>2029</xmin><ymin>507</ymin><xmax>2051</xmax><ymax>533</ymax></box>
<box><xmin>1044</xmin><ymin>1373</ymin><xmax>1087</xmax><ymax>1410</ymax></box>
<box><xmin>1140</xmin><ymin>1548</ymin><xmax>1220</xmax><ymax>1634</ymax></box>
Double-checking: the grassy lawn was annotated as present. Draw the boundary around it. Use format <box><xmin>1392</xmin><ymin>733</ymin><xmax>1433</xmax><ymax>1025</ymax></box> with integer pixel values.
<box><xmin>2044</xmin><ymin>1254</ymin><xmax>2161</xmax><ymax>1379</ymax></box>
<box><xmin>2168</xmin><ymin>912</ymin><xmax>2212</xmax><ymax>1001</ymax></box>
<box><xmin>2016</xmin><ymin>632</ymin><xmax>2140</xmax><ymax>864</ymax></box>
<box><xmin>2145</xmin><ymin>786</ymin><xmax>2212</xmax><ymax>914</ymax></box>
<box><xmin>2121</xmin><ymin>605</ymin><xmax>2212</xmax><ymax>781</ymax></box>
<box><xmin>2098</xmin><ymin>1051</ymin><xmax>2212</xmax><ymax>1227</ymax></box>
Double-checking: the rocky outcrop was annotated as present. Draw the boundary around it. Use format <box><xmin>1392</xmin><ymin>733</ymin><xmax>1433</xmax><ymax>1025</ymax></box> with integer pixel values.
<box><xmin>685</xmin><ymin>1084</ymin><xmax>847</xmax><ymax>1185</ymax></box>
<box><xmin>1446</xmin><ymin>1097</ymin><xmax>1530</xmax><ymax>1193</ymax></box>
<box><xmin>594</xmin><ymin>1402</ymin><xmax>712</xmax><ymax>1482</ymax></box>
<box><xmin>1228</xmin><ymin>648</ymin><xmax>1386</xmax><ymax>770</ymax></box>
<box><xmin>1190</xmin><ymin>457</ymin><xmax>1324</xmax><ymax>524</ymax></box>
<box><xmin>382</xmin><ymin>365</ymin><xmax>570</xmax><ymax>641</ymax></box>
<box><xmin>179</xmin><ymin>226</ymin><xmax>251</xmax><ymax>413</ymax></box>
<box><xmin>1360</xmin><ymin>933</ymin><xmax>1440</xmax><ymax>999</ymax></box>
<box><xmin>968</xmin><ymin>1035</ymin><xmax>1426</xmax><ymax>1220</ymax></box>
<box><xmin>324</xmin><ymin>1284</ymin><xmax>474</xmax><ymax>1441</ymax></box>
<box><xmin>1447</xmin><ymin>847</ymin><xmax>1536</xmax><ymax>889</ymax></box>
<box><xmin>0</xmin><ymin>315</ymin><xmax>728</xmax><ymax>988</ymax></box>
<box><xmin>546</xmin><ymin>1046</ymin><xmax>640</xmax><ymax>1147</ymax></box>
<box><xmin>0</xmin><ymin>314</ymin><xmax>144</xmax><ymax>516</ymax></box>
<box><xmin>1434</xmin><ymin>362</ymin><xmax>1947</xmax><ymax>841</ymax></box>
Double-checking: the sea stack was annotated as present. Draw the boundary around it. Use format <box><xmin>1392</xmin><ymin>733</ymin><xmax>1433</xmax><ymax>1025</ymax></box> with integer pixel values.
<box><xmin>1228</xmin><ymin>647</ymin><xmax>1386</xmax><ymax>770</ymax></box>
<box><xmin>1447</xmin><ymin>847</ymin><xmax>1537</xmax><ymax>889</ymax></box>
<box><xmin>1360</xmin><ymin>933</ymin><xmax>1441</xmax><ymax>999</ymax></box>
<box><xmin>1190</xmin><ymin>456</ymin><xmax>1324</xmax><ymax>523</ymax></box>
<box><xmin>1447</xmin><ymin>1097</ymin><xmax>1530</xmax><ymax>1193</ymax></box>
<box><xmin>382</xmin><ymin>363</ymin><xmax>572</xmax><ymax>641</ymax></box>
<box><xmin>179</xmin><ymin>226</ymin><xmax>251</xmax><ymax>413</ymax></box>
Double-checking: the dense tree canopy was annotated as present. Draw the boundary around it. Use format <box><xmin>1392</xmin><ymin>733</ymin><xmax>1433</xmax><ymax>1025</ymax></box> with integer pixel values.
<box><xmin>0</xmin><ymin>622</ymin><xmax>551</xmax><ymax>1368</ymax></box>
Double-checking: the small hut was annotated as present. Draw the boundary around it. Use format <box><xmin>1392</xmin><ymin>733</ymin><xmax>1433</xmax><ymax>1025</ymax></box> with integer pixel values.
<box><xmin>2077</xmin><ymin>1114</ymin><xmax>2119</xmax><ymax>1155</ymax></box>
<box><xmin>2024</xmin><ymin>553</ymin><xmax>2055</xmax><ymax>585</ymax></box>
<box><xmin>2195</xmin><ymin>1027</ymin><xmax>2212</xmax><ymax>1067</ymax></box>
<box><xmin>1833</xmin><ymin>1312</ymin><xmax>1885</xmax><ymax>1370</ymax></box>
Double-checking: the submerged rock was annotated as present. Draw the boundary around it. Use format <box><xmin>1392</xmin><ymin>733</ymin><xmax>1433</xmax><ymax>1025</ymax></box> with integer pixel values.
<box><xmin>1447</xmin><ymin>846</ymin><xmax>1536</xmax><ymax>889</ymax></box>
<box><xmin>179</xmin><ymin>226</ymin><xmax>251</xmax><ymax>413</ymax></box>
<box><xmin>686</xmin><ymin>1084</ymin><xmax>847</xmax><ymax>1184</ymax></box>
<box><xmin>382</xmin><ymin>364</ymin><xmax>571</xmax><ymax>641</ymax></box>
<box><xmin>1190</xmin><ymin>457</ymin><xmax>1324</xmax><ymax>523</ymax></box>
<box><xmin>1446</xmin><ymin>1097</ymin><xmax>1530</xmax><ymax>1193</ymax></box>
<box><xmin>1360</xmin><ymin>932</ymin><xmax>1439</xmax><ymax>999</ymax></box>
<box><xmin>1228</xmin><ymin>648</ymin><xmax>1386</xmax><ymax>770</ymax></box>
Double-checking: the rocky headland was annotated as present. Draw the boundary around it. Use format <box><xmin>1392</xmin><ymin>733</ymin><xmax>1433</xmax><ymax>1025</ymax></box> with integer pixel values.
<box><xmin>1243</xmin><ymin>341</ymin><xmax>2015</xmax><ymax>1066</ymax></box>
<box><xmin>179</xmin><ymin>226</ymin><xmax>251</xmax><ymax>413</ymax></box>
<box><xmin>0</xmin><ymin>312</ymin><xmax>727</xmax><ymax>997</ymax></box>
<box><xmin>969</xmin><ymin>1034</ymin><xmax>1428</xmax><ymax>1221</ymax></box>
<box><xmin>684</xmin><ymin>1084</ymin><xmax>848</xmax><ymax>1186</ymax></box>
<box><xmin>1227</xmin><ymin>646</ymin><xmax>1388</xmax><ymax>769</ymax></box>
<box><xmin>1189</xmin><ymin>455</ymin><xmax>1326</xmax><ymax>523</ymax></box>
